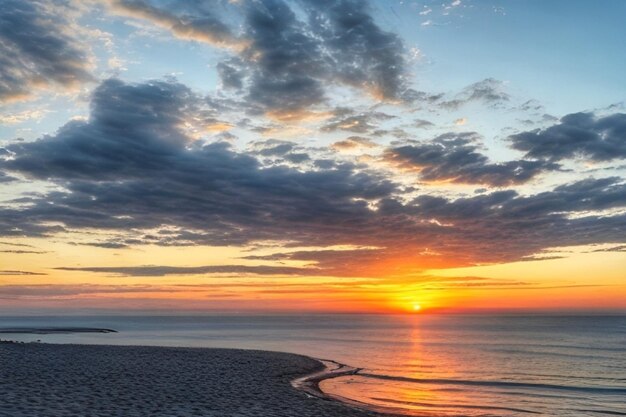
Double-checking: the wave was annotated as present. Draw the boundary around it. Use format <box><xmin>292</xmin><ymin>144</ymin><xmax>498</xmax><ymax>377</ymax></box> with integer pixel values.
<box><xmin>371</xmin><ymin>397</ymin><xmax>542</xmax><ymax>414</ymax></box>
<box><xmin>574</xmin><ymin>410</ymin><xmax>626</xmax><ymax>416</ymax></box>
<box><xmin>484</xmin><ymin>347</ymin><xmax>621</xmax><ymax>361</ymax></box>
<box><xmin>357</xmin><ymin>373</ymin><xmax>626</xmax><ymax>395</ymax></box>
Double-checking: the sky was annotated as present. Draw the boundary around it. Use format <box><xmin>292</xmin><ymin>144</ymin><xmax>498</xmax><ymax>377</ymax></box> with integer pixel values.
<box><xmin>0</xmin><ymin>0</ymin><xmax>625</xmax><ymax>314</ymax></box>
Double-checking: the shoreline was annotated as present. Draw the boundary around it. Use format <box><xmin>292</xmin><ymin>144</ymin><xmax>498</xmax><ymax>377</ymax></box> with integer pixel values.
<box><xmin>291</xmin><ymin>358</ymin><xmax>362</xmax><ymax>398</ymax></box>
<box><xmin>0</xmin><ymin>327</ymin><xmax>117</xmax><ymax>334</ymax></box>
<box><xmin>292</xmin><ymin>359</ymin><xmax>408</xmax><ymax>417</ymax></box>
<box><xmin>0</xmin><ymin>342</ymin><xmax>388</xmax><ymax>417</ymax></box>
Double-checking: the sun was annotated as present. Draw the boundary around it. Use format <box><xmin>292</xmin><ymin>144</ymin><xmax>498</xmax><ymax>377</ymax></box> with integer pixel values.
<box><xmin>412</xmin><ymin>303</ymin><xmax>422</xmax><ymax>312</ymax></box>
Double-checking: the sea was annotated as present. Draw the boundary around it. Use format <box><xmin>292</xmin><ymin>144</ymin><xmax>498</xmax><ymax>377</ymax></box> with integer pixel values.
<box><xmin>1</xmin><ymin>314</ymin><xmax>625</xmax><ymax>416</ymax></box>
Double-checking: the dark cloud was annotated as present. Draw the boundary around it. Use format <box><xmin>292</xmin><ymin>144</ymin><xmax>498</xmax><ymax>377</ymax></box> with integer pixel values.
<box><xmin>241</xmin><ymin>248</ymin><xmax>383</xmax><ymax>274</ymax></box>
<box><xmin>0</xmin><ymin>284</ymin><xmax>184</xmax><ymax>298</ymax></box>
<box><xmin>243</xmin><ymin>139</ymin><xmax>311</xmax><ymax>165</ymax></box>
<box><xmin>301</xmin><ymin>0</ymin><xmax>407</xmax><ymax>100</ymax></box>
<box><xmin>284</xmin><ymin>153</ymin><xmax>311</xmax><ymax>163</ymax></box>
<box><xmin>2</xmin><ymin>79</ymin><xmax>626</xmax><ymax>274</ymax></box>
<box><xmin>2</xmin><ymin>79</ymin><xmax>395</xmax><ymax>246</ymax></box>
<box><xmin>510</xmin><ymin>112</ymin><xmax>626</xmax><ymax>162</ymax></box>
<box><xmin>5</xmin><ymin>78</ymin><xmax>197</xmax><ymax>180</ymax></box>
<box><xmin>0</xmin><ymin>250</ymin><xmax>47</xmax><ymax>254</ymax></box>
<box><xmin>385</xmin><ymin>133</ymin><xmax>557</xmax><ymax>186</ymax></box>
<box><xmin>591</xmin><ymin>245</ymin><xmax>626</xmax><ymax>253</ymax></box>
<box><xmin>106</xmin><ymin>0</ymin><xmax>244</xmax><ymax>49</ymax></box>
<box><xmin>517</xmin><ymin>99</ymin><xmax>546</xmax><ymax>114</ymax></box>
<box><xmin>402</xmin><ymin>176</ymin><xmax>626</xmax><ymax>265</ymax></box>
<box><xmin>0</xmin><ymin>172</ymin><xmax>17</xmax><ymax>183</ymax></box>
<box><xmin>79</xmin><ymin>241</ymin><xmax>129</xmax><ymax>249</ymax></box>
<box><xmin>322</xmin><ymin>110</ymin><xmax>395</xmax><ymax>133</ymax></box>
<box><xmin>440</xmin><ymin>78</ymin><xmax>510</xmax><ymax>110</ymax></box>
<box><xmin>237</xmin><ymin>0</ymin><xmax>328</xmax><ymax>116</ymax></box>
<box><xmin>0</xmin><ymin>241</ymin><xmax>36</xmax><ymax>248</ymax></box>
<box><xmin>55</xmin><ymin>264</ymin><xmax>317</xmax><ymax>277</ymax></box>
<box><xmin>0</xmin><ymin>0</ymin><xmax>93</xmax><ymax>102</ymax></box>
<box><xmin>112</xmin><ymin>0</ymin><xmax>408</xmax><ymax>117</ymax></box>
<box><xmin>239</xmin><ymin>0</ymin><xmax>408</xmax><ymax>115</ymax></box>
<box><xmin>0</xmin><ymin>270</ymin><xmax>47</xmax><ymax>276</ymax></box>
<box><xmin>217</xmin><ymin>60</ymin><xmax>245</xmax><ymax>89</ymax></box>
<box><xmin>371</xmin><ymin>127</ymin><xmax>411</xmax><ymax>139</ymax></box>
<box><xmin>399</xmin><ymin>89</ymin><xmax>444</xmax><ymax>105</ymax></box>
<box><xmin>413</xmin><ymin>119</ymin><xmax>435</xmax><ymax>129</ymax></box>
<box><xmin>519</xmin><ymin>255</ymin><xmax>566</xmax><ymax>262</ymax></box>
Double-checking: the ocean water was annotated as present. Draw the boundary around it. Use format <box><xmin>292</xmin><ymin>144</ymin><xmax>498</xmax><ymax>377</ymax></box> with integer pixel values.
<box><xmin>1</xmin><ymin>314</ymin><xmax>625</xmax><ymax>416</ymax></box>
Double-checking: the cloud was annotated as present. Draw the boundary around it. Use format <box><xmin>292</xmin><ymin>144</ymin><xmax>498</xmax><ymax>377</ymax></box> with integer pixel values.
<box><xmin>510</xmin><ymin>112</ymin><xmax>626</xmax><ymax>162</ymax></box>
<box><xmin>0</xmin><ymin>241</ymin><xmax>36</xmax><ymax>248</ymax></box>
<box><xmin>0</xmin><ymin>172</ymin><xmax>17</xmax><ymax>183</ymax></box>
<box><xmin>441</xmin><ymin>78</ymin><xmax>510</xmax><ymax>109</ymax></box>
<box><xmin>0</xmin><ymin>284</ymin><xmax>183</xmax><ymax>298</ymax></box>
<box><xmin>0</xmin><ymin>250</ymin><xmax>47</xmax><ymax>254</ymax></box>
<box><xmin>332</xmin><ymin>136</ymin><xmax>378</xmax><ymax>151</ymax></box>
<box><xmin>105</xmin><ymin>0</ymin><xmax>246</xmax><ymax>50</ymax></box>
<box><xmin>79</xmin><ymin>241</ymin><xmax>129</xmax><ymax>249</ymax></box>
<box><xmin>240</xmin><ymin>247</ymin><xmax>384</xmax><ymax>275</ymax></box>
<box><xmin>0</xmin><ymin>270</ymin><xmax>47</xmax><ymax>276</ymax></box>
<box><xmin>241</xmin><ymin>0</ymin><xmax>408</xmax><ymax>114</ymax></box>
<box><xmin>5</xmin><ymin>78</ymin><xmax>197</xmax><ymax>180</ymax></box>
<box><xmin>217</xmin><ymin>61</ymin><xmax>245</xmax><ymax>89</ymax></box>
<box><xmin>408</xmin><ymin>176</ymin><xmax>626</xmax><ymax>261</ymax></box>
<box><xmin>2</xmin><ymin>78</ymin><xmax>395</xmax><ymax>246</ymax></box>
<box><xmin>0</xmin><ymin>0</ymin><xmax>94</xmax><ymax>102</ymax></box>
<box><xmin>322</xmin><ymin>109</ymin><xmax>395</xmax><ymax>133</ymax></box>
<box><xmin>249</xmin><ymin>139</ymin><xmax>296</xmax><ymax>157</ymax></box>
<box><xmin>591</xmin><ymin>244</ymin><xmax>626</xmax><ymax>253</ymax></box>
<box><xmin>300</xmin><ymin>0</ymin><xmax>407</xmax><ymax>101</ymax></box>
<box><xmin>108</xmin><ymin>0</ymin><xmax>408</xmax><ymax>118</ymax></box>
<box><xmin>413</xmin><ymin>119</ymin><xmax>435</xmax><ymax>129</ymax></box>
<box><xmin>2</xmin><ymin>78</ymin><xmax>626</xmax><ymax>274</ymax></box>
<box><xmin>384</xmin><ymin>132</ymin><xmax>557</xmax><ymax>186</ymax></box>
<box><xmin>235</xmin><ymin>0</ymin><xmax>329</xmax><ymax>117</ymax></box>
<box><xmin>55</xmin><ymin>264</ymin><xmax>318</xmax><ymax>277</ymax></box>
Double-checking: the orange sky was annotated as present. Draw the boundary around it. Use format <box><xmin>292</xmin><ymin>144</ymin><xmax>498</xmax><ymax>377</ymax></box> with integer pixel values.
<box><xmin>2</xmin><ymin>237</ymin><xmax>625</xmax><ymax>314</ymax></box>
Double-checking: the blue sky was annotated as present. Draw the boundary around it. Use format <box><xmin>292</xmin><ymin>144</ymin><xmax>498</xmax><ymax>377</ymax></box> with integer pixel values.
<box><xmin>3</xmin><ymin>0</ymin><xmax>626</xmax><ymax>142</ymax></box>
<box><xmin>397</xmin><ymin>0</ymin><xmax>626</xmax><ymax>112</ymax></box>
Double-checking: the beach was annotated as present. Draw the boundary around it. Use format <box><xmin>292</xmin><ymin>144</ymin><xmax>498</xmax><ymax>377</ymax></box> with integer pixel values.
<box><xmin>0</xmin><ymin>343</ymin><xmax>383</xmax><ymax>417</ymax></box>
<box><xmin>2</xmin><ymin>315</ymin><xmax>625</xmax><ymax>415</ymax></box>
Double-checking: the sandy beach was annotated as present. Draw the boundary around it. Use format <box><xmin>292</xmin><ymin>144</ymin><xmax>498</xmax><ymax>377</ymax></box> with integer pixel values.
<box><xmin>0</xmin><ymin>343</ymin><xmax>384</xmax><ymax>417</ymax></box>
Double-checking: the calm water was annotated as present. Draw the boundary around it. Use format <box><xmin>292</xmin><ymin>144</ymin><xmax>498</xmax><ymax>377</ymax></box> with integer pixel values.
<box><xmin>1</xmin><ymin>314</ymin><xmax>625</xmax><ymax>416</ymax></box>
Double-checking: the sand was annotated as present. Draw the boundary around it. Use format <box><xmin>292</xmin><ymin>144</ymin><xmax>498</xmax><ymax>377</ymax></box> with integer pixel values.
<box><xmin>0</xmin><ymin>343</ymin><xmax>385</xmax><ymax>417</ymax></box>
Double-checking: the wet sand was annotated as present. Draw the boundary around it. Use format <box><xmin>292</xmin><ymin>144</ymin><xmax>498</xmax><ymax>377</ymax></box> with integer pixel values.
<box><xmin>0</xmin><ymin>343</ymin><xmax>386</xmax><ymax>417</ymax></box>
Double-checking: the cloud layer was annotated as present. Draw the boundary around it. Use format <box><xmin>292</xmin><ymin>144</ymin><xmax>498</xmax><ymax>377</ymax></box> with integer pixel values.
<box><xmin>2</xmin><ymin>78</ymin><xmax>626</xmax><ymax>275</ymax></box>
<box><xmin>105</xmin><ymin>0</ymin><xmax>407</xmax><ymax>118</ymax></box>
<box><xmin>511</xmin><ymin>112</ymin><xmax>626</xmax><ymax>162</ymax></box>
<box><xmin>385</xmin><ymin>132</ymin><xmax>557</xmax><ymax>186</ymax></box>
<box><xmin>1</xmin><ymin>1</ymin><xmax>625</xmax><ymax>283</ymax></box>
<box><xmin>0</xmin><ymin>0</ymin><xmax>93</xmax><ymax>102</ymax></box>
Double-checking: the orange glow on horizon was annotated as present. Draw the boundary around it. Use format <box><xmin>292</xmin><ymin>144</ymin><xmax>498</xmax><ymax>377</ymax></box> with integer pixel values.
<box><xmin>1</xmin><ymin>238</ymin><xmax>626</xmax><ymax>314</ymax></box>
